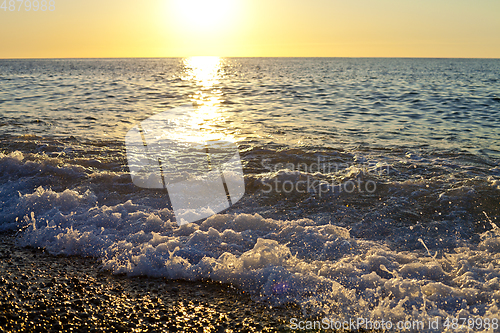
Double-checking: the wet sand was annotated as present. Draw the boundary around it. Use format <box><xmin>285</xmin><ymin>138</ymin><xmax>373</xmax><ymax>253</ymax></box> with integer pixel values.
<box><xmin>0</xmin><ymin>233</ymin><xmax>301</xmax><ymax>332</ymax></box>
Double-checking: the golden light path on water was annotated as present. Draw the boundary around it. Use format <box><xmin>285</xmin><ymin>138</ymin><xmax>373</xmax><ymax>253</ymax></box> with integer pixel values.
<box><xmin>180</xmin><ymin>56</ymin><xmax>238</xmax><ymax>144</ymax></box>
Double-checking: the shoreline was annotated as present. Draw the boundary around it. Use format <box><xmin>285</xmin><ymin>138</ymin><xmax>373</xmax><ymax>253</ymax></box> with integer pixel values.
<box><xmin>0</xmin><ymin>232</ymin><xmax>300</xmax><ymax>332</ymax></box>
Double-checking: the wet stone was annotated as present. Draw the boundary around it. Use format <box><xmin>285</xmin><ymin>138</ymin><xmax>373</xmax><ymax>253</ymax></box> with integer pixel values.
<box><xmin>0</xmin><ymin>232</ymin><xmax>299</xmax><ymax>332</ymax></box>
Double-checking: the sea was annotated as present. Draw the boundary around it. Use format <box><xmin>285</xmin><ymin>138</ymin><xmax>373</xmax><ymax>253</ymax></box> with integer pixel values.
<box><xmin>1</xmin><ymin>58</ymin><xmax>500</xmax><ymax>330</ymax></box>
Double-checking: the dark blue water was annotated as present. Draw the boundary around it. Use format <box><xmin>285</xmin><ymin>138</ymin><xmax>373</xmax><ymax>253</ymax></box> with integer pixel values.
<box><xmin>1</xmin><ymin>58</ymin><xmax>499</xmax><ymax>154</ymax></box>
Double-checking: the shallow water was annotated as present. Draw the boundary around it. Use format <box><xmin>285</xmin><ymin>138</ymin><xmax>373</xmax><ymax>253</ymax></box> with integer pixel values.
<box><xmin>1</xmin><ymin>58</ymin><xmax>500</xmax><ymax>330</ymax></box>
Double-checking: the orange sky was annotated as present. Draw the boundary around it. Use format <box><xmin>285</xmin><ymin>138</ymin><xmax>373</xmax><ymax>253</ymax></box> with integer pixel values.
<box><xmin>1</xmin><ymin>0</ymin><xmax>499</xmax><ymax>58</ymax></box>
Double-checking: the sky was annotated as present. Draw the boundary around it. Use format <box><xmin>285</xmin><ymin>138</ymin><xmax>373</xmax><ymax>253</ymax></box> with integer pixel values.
<box><xmin>1</xmin><ymin>0</ymin><xmax>499</xmax><ymax>58</ymax></box>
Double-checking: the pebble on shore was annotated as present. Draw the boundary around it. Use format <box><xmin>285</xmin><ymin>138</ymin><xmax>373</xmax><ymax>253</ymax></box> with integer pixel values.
<box><xmin>0</xmin><ymin>233</ymin><xmax>300</xmax><ymax>332</ymax></box>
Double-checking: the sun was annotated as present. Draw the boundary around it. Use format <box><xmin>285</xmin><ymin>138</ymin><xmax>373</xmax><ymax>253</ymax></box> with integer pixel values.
<box><xmin>170</xmin><ymin>0</ymin><xmax>236</xmax><ymax>32</ymax></box>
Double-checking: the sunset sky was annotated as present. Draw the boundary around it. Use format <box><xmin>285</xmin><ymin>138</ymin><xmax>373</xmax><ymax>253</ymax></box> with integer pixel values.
<box><xmin>1</xmin><ymin>0</ymin><xmax>499</xmax><ymax>59</ymax></box>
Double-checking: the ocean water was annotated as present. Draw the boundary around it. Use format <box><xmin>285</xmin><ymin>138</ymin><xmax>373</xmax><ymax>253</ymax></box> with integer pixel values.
<box><xmin>1</xmin><ymin>58</ymin><xmax>500</xmax><ymax>330</ymax></box>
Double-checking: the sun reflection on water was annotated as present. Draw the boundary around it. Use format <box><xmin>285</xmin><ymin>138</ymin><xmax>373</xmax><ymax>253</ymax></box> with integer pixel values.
<box><xmin>181</xmin><ymin>56</ymin><xmax>237</xmax><ymax>143</ymax></box>
<box><xmin>183</xmin><ymin>56</ymin><xmax>223</xmax><ymax>88</ymax></box>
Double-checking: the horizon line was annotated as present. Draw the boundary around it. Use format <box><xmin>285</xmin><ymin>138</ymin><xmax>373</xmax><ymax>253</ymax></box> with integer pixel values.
<box><xmin>1</xmin><ymin>56</ymin><xmax>500</xmax><ymax>61</ymax></box>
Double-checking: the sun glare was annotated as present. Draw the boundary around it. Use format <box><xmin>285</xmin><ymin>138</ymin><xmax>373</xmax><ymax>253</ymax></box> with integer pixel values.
<box><xmin>184</xmin><ymin>56</ymin><xmax>224</xmax><ymax>129</ymax></box>
<box><xmin>171</xmin><ymin>0</ymin><xmax>235</xmax><ymax>32</ymax></box>
<box><xmin>177</xmin><ymin>56</ymin><xmax>237</xmax><ymax>143</ymax></box>
<box><xmin>183</xmin><ymin>56</ymin><xmax>223</xmax><ymax>88</ymax></box>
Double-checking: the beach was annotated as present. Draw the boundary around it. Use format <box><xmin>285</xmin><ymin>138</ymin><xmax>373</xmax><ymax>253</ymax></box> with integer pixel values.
<box><xmin>1</xmin><ymin>58</ymin><xmax>500</xmax><ymax>331</ymax></box>
<box><xmin>0</xmin><ymin>232</ymin><xmax>300</xmax><ymax>332</ymax></box>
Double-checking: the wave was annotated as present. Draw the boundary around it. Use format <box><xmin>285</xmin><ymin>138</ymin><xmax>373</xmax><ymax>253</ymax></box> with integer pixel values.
<box><xmin>2</xmin><ymin>141</ymin><xmax>500</xmax><ymax>326</ymax></box>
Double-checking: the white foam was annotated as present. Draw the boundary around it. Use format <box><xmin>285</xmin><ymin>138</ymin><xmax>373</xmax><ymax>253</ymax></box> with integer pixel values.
<box><xmin>2</xmin><ymin>150</ymin><xmax>500</xmax><ymax>326</ymax></box>
<box><xmin>11</xmin><ymin>185</ymin><xmax>499</xmax><ymax>324</ymax></box>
